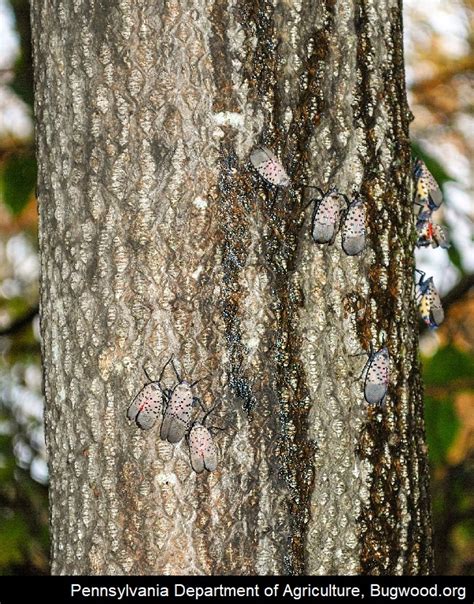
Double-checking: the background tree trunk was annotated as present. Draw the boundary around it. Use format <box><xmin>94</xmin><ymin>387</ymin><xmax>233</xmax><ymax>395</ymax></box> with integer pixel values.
<box><xmin>31</xmin><ymin>0</ymin><xmax>433</xmax><ymax>575</ymax></box>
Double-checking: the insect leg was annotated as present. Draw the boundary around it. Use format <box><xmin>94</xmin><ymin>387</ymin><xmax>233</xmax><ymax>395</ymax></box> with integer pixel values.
<box><xmin>193</xmin><ymin>396</ymin><xmax>206</xmax><ymax>412</ymax></box>
<box><xmin>306</xmin><ymin>185</ymin><xmax>324</xmax><ymax>196</ymax></box>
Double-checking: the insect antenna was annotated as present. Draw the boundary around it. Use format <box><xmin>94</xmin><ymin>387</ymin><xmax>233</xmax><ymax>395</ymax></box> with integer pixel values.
<box><xmin>142</xmin><ymin>365</ymin><xmax>154</xmax><ymax>383</ymax></box>
<box><xmin>340</xmin><ymin>191</ymin><xmax>351</xmax><ymax>207</ymax></box>
<box><xmin>158</xmin><ymin>355</ymin><xmax>174</xmax><ymax>383</ymax></box>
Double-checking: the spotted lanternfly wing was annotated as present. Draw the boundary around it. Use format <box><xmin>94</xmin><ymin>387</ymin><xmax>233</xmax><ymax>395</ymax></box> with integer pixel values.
<box><xmin>127</xmin><ymin>382</ymin><xmax>163</xmax><ymax>430</ymax></box>
<box><xmin>341</xmin><ymin>196</ymin><xmax>366</xmax><ymax>256</ymax></box>
<box><xmin>160</xmin><ymin>381</ymin><xmax>194</xmax><ymax>443</ymax></box>
<box><xmin>188</xmin><ymin>423</ymin><xmax>218</xmax><ymax>473</ymax></box>
<box><xmin>364</xmin><ymin>347</ymin><xmax>390</xmax><ymax>406</ymax></box>
<box><xmin>311</xmin><ymin>189</ymin><xmax>344</xmax><ymax>245</ymax></box>
<box><xmin>416</xmin><ymin>275</ymin><xmax>444</xmax><ymax>327</ymax></box>
<box><xmin>413</xmin><ymin>159</ymin><xmax>443</xmax><ymax>210</ymax></box>
<box><xmin>250</xmin><ymin>147</ymin><xmax>291</xmax><ymax>187</ymax></box>
<box><xmin>432</xmin><ymin>224</ymin><xmax>450</xmax><ymax>249</ymax></box>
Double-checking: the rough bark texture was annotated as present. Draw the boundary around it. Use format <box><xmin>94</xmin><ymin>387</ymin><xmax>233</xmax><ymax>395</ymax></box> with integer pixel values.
<box><xmin>31</xmin><ymin>0</ymin><xmax>433</xmax><ymax>575</ymax></box>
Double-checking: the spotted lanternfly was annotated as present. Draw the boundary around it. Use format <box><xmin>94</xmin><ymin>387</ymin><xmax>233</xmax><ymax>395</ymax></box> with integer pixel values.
<box><xmin>250</xmin><ymin>147</ymin><xmax>291</xmax><ymax>187</ymax></box>
<box><xmin>188</xmin><ymin>423</ymin><xmax>218</xmax><ymax>473</ymax></box>
<box><xmin>161</xmin><ymin>362</ymin><xmax>200</xmax><ymax>444</ymax></box>
<box><xmin>127</xmin><ymin>368</ymin><xmax>166</xmax><ymax>430</ymax></box>
<box><xmin>161</xmin><ymin>382</ymin><xmax>195</xmax><ymax>443</ymax></box>
<box><xmin>341</xmin><ymin>194</ymin><xmax>367</xmax><ymax>256</ymax></box>
<box><xmin>415</xmin><ymin>270</ymin><xmax>444</xmax><ymax>328</ymax></box>
<box><xmin>431</xmin><ymin>224</ymin><xmax>450</xmax><ymax>249</ymax></box>
<box><xmin>413</xmin><ymin>158</ymin><xmax>443</xmax><ymax>211</ymax></box>
<box><xmin>310</xmin><ymin>187</ymin><xmax>345</xmax><ymax>245</ymax></box>
<box><xmin>416</xmin><ymin>216</ymin><xmax>450</xmax><ymax>249</ymax></box>
<box><xmin>363</xmin><ymin>346</ymin><xmax>390</xmax><ymax>406</ymax></box>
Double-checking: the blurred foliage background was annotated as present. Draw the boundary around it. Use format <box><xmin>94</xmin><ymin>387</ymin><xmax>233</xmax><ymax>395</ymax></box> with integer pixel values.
<box><xmin>0</xmin><ymin>0</ymin><xmax>472</xmax><ymax>576</ymax></box>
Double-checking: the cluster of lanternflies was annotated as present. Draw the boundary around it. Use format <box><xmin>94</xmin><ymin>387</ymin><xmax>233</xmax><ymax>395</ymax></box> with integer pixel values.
<box><xmin>413</xmin><ymin>159</ymin><xmax>447</xmax><ymax>329</ymax></box>
<box><xmin>249</xmin><ymin>147</ymin><xmax>390</xmax><ymax>408</ymax></box>
<box><xmin>126</xmin><ymin>148</ymin><xmax>447</xmax><ymax>473</ymax></box>
<box><xmin>127</xmin><ymin>358</ymin><xmax>219</xmax><ymax>474</ymax></box>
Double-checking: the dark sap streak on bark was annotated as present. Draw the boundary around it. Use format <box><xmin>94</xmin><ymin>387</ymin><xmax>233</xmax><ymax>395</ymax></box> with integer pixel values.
<box><xmin>390</xmin><ymin>6</ymin><xmax>433</xmax><ymax>573</ymax></box>
<box><xmin>354</xmin><ymin>1</ymin><xmax>433</xmax><ymax>574</ymax></box>
<box><xmin>209</xmin><ymin>0</ymin><xmax>240</xmax><ymax>114</ymax></box>
<box><xmin>272</xmin><ymin>12</ymin><xmax>338</xmax><ymax>575</ymax></box>
<box><xmin>223</xmin><ymin>1</ymin><xmax>339</xmax><ymax>575</ymax></box>
<box><xmin>218</xmin><ymin>148</ymin><xmax>257</xmax><ymax>413</ymax></box>
<box><xmin>353</xmin><ymin>0</ymin><xmax>406</xmax><ymax>575</ymax></box>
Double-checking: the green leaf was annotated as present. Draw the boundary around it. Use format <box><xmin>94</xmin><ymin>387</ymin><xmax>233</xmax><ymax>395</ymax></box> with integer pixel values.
<box><xmin>0</xmin><ymin>152</ymin><xmax>36</xmax><ymax>215</ymax></box>
<box><xmin>0</xmin><ymin>516</ymin><xmax>28</xmax><ymax>567</ymax></box>
<box><xmin>424</xmin><ymin>396</ymin><xmax>459</xmax><ymax>466</ymax></box>
<box><xmin>423</xmin><ymin>345</ymin><xmax>474</xmax><ymax>387</ymax></box>
<box><xmin>9</xmin><ymin>0</ymin><xmax>35</xmax><ymax>109</ymax></box>
<box><xmin>447</xmin><ymin>243</ymin><xmax>465</xmax><ymax>276</ymax></box>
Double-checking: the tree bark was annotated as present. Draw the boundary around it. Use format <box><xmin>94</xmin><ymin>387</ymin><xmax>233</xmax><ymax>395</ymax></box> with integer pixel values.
<box><xmin>31</xmin><ymin>0</ymin><xmax>433</xmax><ymax>575</ymax></box>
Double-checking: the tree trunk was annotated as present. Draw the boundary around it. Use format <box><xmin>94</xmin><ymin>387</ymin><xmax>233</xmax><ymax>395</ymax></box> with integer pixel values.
<box><xmin>31</xmin><ymin>0</ymin><xmax>433</xmax><ymax>575</ymax></box>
